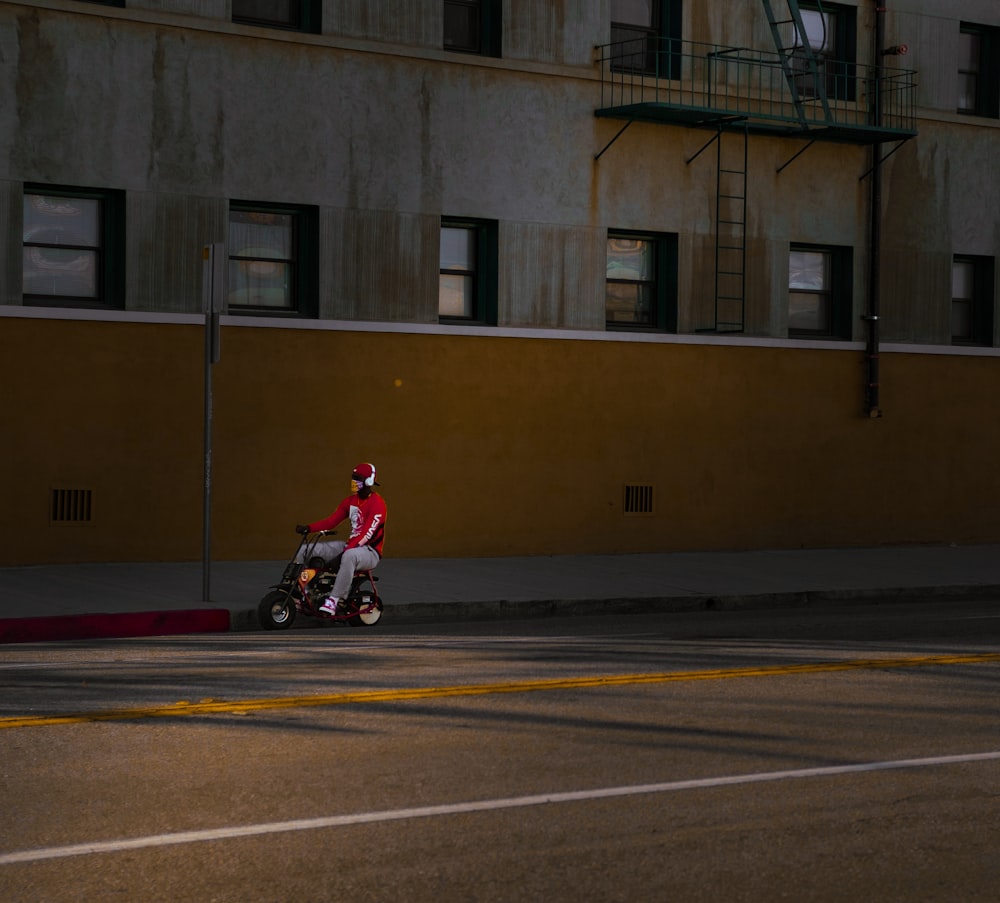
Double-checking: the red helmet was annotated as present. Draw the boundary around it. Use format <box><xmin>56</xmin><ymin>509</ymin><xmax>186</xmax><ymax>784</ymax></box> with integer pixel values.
<box><xmin>352</xmin><ymin>463</ymin><xmax>378</xmax><ymax>488</ymax></box>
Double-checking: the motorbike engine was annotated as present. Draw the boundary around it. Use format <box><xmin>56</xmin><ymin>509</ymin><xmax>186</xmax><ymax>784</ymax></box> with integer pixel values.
<box><xmin>307</xmin><ymin>573</ymin><xmax>334</xmax><ymax>600</ymax></box>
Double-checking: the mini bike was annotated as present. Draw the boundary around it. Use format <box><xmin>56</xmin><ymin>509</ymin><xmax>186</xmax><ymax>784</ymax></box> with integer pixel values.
<box><xmin>257</xmin><ymin>531</ymin><xmax>383</xmax><ymax>631</ymax></box>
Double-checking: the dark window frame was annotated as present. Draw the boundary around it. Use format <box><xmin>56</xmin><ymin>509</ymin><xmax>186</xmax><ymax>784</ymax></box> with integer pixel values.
<box><xmin>605</xmin><ymin>229</ymin><xmax>678</xmax><ymax>333</ymax></box>
<box><xmin>227</xmin><ymin>201</ymin><xmax>318</xmax><ymax>318</ymax></box>
<box><xmin>438</xmin><ymin>217</ymin><xmax>498</xmax><ymax>325</ymax></box>
<box><xmin>958</xmin><ymin>23</ymin><xmax>1000</xmax><ymax>118</ymax></box>
<box><xmin>795</xmin><ymin>1</ymin><xmax>857</xmax><ymax>103</ymax></box>
<box><xmin>610</xmin><ymin>0</ymin><xmax>682</xmax><ymax>80</ymax></box>
<box><xmin>232</xmin><ymin>0</ymin><xmax>320</xmax><ymax>34</ymax></box>
<box><xmin>951</xmin><ymin>255</ymin><xmax>995</xmax><ymax>346</ymax></box>
<box><xmin>443</xmin><ymin>0</ymin><xmax>502</xmax><ymax>58</ymax></box>
<box><xmin>788</xmin><ymin>243</ymin><xmax>853</xmax><ymax>340</ymax></box>
<box><xmin>22</xmin><ymin>184</ymin><xmax>125</xmax><ymax>310</ymax></box>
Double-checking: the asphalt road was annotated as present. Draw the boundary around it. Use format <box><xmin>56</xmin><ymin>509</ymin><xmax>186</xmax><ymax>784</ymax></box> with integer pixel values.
<box><xmin>1</xmin><ymin>600</ymin><xmax>999</xmax><ymax>902</ymax></box>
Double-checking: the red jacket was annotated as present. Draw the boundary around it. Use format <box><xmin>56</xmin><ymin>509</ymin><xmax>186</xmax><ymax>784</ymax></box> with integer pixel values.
<box><xmin>308</xmin><ymin>492</ymin><xmax>387</xmax><ymax>556</ymax></box>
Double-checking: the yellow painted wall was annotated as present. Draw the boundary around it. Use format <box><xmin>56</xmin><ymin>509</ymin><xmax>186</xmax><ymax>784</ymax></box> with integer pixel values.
<box><xmin>2</xmin><ymin>316</ymin><xmax>998</xmax><ymax>565</ymax></box>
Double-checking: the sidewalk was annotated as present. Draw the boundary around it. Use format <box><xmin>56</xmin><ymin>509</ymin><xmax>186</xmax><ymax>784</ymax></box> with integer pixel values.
<box><xmin>1</xmin><ymin>544</ymin><xmax>999</xmax><ymax>643</ymax></box>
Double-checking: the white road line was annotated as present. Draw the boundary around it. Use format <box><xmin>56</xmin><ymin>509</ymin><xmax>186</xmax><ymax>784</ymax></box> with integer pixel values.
<box><xmin>2</xmin><ymin>750</ymin><xmax>998</xmax><ymax>866</ymax></box>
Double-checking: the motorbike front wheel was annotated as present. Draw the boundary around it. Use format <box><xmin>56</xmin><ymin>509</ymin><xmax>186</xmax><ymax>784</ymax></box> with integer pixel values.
<box><xmin>258</xmin><ymin>590</ymin><xmax>297</xmax><ymax>630</ymax></box>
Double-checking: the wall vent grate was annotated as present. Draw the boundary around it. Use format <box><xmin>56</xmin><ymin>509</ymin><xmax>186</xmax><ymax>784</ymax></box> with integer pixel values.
<box><xmin>623</xmin><ymin>484</ymin><xmax>655</xmax><ymax>516</ymax></box>
<box><xmin>51</xmin><ymin>488</ymin><xmax>94</xmax><ymax>524</ymax></box>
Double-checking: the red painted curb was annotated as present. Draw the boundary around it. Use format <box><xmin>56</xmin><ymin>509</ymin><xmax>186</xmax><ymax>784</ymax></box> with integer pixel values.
<box><xmin>0</xmin><ymin>609</ymin><xmax>232</xmax><ymax>644</ymax></box>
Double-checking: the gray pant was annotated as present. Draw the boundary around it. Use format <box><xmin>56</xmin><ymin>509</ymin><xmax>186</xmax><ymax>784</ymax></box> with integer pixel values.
<box><xmin>297</xmin><ymin>540</ymin><xmax>380</xmax><ymax>601</ymax></box>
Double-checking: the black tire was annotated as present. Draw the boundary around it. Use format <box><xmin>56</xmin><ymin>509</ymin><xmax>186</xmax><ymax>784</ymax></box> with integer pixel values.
<box><xmin>258</xmin><ymin>589</ymin><xmax>297</xmax><ymax>630</ymax></box>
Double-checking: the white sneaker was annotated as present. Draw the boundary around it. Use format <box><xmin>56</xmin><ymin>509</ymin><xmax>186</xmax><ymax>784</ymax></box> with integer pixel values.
<box><xmin>319</xmin><ymin>597</ymin><xmax>339</xmax><ymax>616</ymax></box>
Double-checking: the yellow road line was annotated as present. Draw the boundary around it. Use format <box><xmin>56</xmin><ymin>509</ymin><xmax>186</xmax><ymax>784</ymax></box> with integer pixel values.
<box><xmin>2</xmin><ymin>651</ymin><xmax>999</xmax><ymax>730</ymax></box>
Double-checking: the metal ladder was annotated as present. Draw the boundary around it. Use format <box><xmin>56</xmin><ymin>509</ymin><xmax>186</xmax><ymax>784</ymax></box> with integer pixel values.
<box><xmin>688</xmin><ymin>121</ymin><xmax>748</xmax><ymax>334</ymax></box>
<box><xmin>760</xmin><ymin>0</ymin><xmax>833</xmax><ymax>126</ymax></box>
<box><xmin>714</xmin><ymin>124</ymin><xmax>748</xmax><ymax>333</ymax></box>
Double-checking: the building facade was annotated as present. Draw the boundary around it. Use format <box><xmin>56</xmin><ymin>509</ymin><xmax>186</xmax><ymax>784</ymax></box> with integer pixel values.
<box><xmin>1</xmin><ymin>0</ymin><xmax>998</xmax><ymax>565</ymax></box>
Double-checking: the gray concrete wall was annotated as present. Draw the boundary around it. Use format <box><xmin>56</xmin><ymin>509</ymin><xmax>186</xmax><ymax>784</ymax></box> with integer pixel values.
<box><xmin>127</xmin><ymin>192</ymin><xmax>227</xmax><ymax>312</ymax></box>
<box><xmin>1</xmin><ymin>0</ymin><xmax>998</xmax><ymax>343</ymax></box>
<box><xmin>321</xmin><ymin>0</ymin><xmax>440</xmax><ymax>47</ymax></box>
<box><xmin>323</xmin><ymin>207</ymin><xmax>438</xmax><ymax>322</ymax></box>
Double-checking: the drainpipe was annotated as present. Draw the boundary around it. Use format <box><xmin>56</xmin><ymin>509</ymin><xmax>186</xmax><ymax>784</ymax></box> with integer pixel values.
<box><xmin>865</xmin><ymin>3</ymin><xmax>885</xmax><ymax>418</ymax></box>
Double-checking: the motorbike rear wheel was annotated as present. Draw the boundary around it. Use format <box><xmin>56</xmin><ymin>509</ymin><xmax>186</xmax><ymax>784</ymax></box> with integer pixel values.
<box><xmin>347</xmin><ymin>577</ymin><xmax>383</xmax><ymax>627</ymax></box>
<box><xmin>258</xmin><ymin>589</ymin><xmax>297</xmax><ymax>630</ymax></box>
<box><xmin>348</xmin><ymin>598</ymin><xmax>383</xmax><ymax>627</ymax></box>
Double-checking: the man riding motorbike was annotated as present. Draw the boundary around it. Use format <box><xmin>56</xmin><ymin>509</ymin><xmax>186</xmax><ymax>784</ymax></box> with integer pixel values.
<box><xmin>295</xmin><ymin>462</ymin><xmax>387</xmax><ymax>617</ymax></box>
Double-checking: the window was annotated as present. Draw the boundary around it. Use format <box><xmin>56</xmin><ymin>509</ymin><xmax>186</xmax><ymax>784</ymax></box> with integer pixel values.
<box><xmin>788</xmin><ymin>244</ymin><xmax>852</xmax><ymax>338</ymax></box>
<box><xmin>958</xmin><ymin>24</ymin><xmax>1000</xmax><ymax>118</ymax></box>
<box><xmin>228</xmin><ymin>203</ymin><xmax>317</xmax><ymax>316</ymax></box>
<box><xmin>444</xmin><ymin>0</ymin><xmax>501</xmax><ymax>57</ymax></box>
<box><xmin>791</xmin><ymin>2</ymin><xmax>857</xmax><ymax>102</ymax></box>
<box><xmin>952</xmin><ymin>256</ymin><xmax>994</xmax><ymax>346</ymax></box>
<box><xmin>232</xmin><ymin>0</ymin><xmax>319</xmax><ymax>33</ymax></box>
<box><xmin>605</xmin><ymin>231</ymin><xmax>677</xmax><ymax>330</ymax></box>
<box><xmin>22</xmin><ymin>187</ymin><xmax>124</xmax><ymax>308</ymax></box>
<box><xmin>439</xmin><ymin>219</ymin><xmax>497</xmax><ymax>323</ymax></box>
<box><xmin>610</xmin><ymin>0</ymin><xmax>682</xmax><ymax>79</ymax></box>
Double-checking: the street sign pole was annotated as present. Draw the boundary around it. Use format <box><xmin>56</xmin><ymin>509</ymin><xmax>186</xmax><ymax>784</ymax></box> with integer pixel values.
<box><xmin>202</xmin><ymin>243</ymin><xmax>224</xmax><ymax>603</ymax></box>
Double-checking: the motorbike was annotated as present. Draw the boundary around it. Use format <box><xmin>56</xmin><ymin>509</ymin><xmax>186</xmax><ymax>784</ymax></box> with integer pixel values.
<box><xmin>257</xmin><ymin>531</ymin><xmax>383</xmax><ymax>631</ymax></box>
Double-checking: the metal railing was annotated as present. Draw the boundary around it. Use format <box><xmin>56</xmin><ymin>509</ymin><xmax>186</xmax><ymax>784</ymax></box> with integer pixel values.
<box><xmin>597</xmin><ymin>38</ymin><xmax>917</xmax><ymax>137</ymax></box>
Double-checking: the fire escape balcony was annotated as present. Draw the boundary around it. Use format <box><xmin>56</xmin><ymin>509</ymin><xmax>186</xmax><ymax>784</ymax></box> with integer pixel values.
<box><xmin>596</xmin><ymin>38</ymin><xmax>918</xmax><ymax>145</ymax></box>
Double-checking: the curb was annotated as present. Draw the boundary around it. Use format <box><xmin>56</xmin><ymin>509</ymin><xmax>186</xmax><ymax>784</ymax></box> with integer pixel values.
<box><xmin>2</xmin><ymin>584</ymin><xmax>998</xmax><ymax>644</ymax></box>
<box><xmin>234</xmin><ymin>583</ymin><xmax>1000</xmax><ymax>631</ymax></box>
<box><xmin>0</xmin><ymin>609</ymin><xmax>231</xmax><ymax>645</ymax></box>
<box><xmin>374</xmin><ymin>584</ymin><xmax>1000</xmax><ymax>624</ymax></box>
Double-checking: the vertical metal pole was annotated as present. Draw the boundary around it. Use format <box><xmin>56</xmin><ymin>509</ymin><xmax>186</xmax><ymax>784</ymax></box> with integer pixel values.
<box><xmin>203</xmin><ymin>305</ymin><xmax>213</xmax><ymax>603</ymax></box>
<box><xmin>866</xmin><ymin>4</ymin><xmax>885</xmax><ymax>418</ymax></box>
<box><xmin>714</xmin><ymin>126</ymin><xmax>722</xmax><ymax>331</ymax></box>
<box><xmin>202</xmin><ymin>243</ymin><xmax>224</xmax><ymax>602</ymax></box>
<box><xmin>739</xmin><ymin>120</ymin><xmax>748</xmax><ymax>332</ymax></box>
